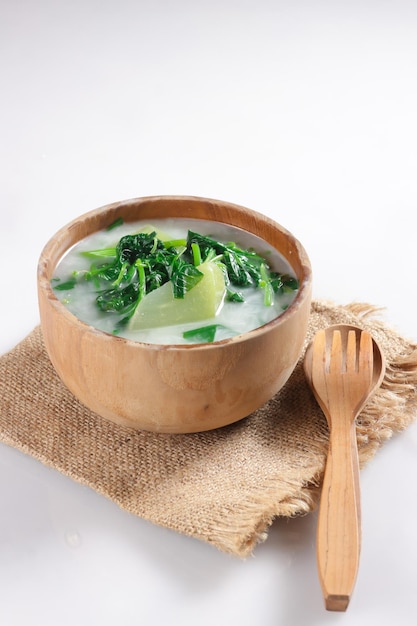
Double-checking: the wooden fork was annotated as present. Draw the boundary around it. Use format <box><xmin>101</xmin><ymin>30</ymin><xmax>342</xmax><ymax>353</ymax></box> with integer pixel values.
<box><xmin>304</xmin><ymin>326</ymin><xmax>375</xmax><ymax>611</ymax></box>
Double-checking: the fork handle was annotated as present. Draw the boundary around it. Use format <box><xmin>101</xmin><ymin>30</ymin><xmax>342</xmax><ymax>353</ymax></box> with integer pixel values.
<box><xmin>317</xmin><ymin>421</ymin><xmax>361</xmax><ymax>611</ymax></box>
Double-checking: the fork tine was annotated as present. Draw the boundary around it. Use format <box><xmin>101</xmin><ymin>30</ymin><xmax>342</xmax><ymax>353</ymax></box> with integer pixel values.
<box><xmin>359</xmin><ymin>330</ymin><xmax>374</xmax><ymax>380</ymax></box>
<box><xmin>346</xmin><ymin>330</ymin><xmax>358</xmax><ymax>372</ymax></box>
<box><xmin>329</xmin><ymin>330</ymin><xmax>342</xmax><ymax>374</ymax></box>
<box><xmin>311</xmin><ymin>329</ymin><xmax>326</xmax><ymax>371</ymax></box>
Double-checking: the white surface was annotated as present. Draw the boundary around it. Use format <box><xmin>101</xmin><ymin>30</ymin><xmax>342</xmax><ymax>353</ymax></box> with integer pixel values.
<box><xmin>1</xmin><ymin>1</ymin><xmax>416</xmax><ymax>624</ymax></box>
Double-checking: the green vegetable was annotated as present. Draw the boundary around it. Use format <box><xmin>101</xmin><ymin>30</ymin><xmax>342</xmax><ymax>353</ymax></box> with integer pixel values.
<box><xmin>52</xmin><ymin>224</ymin><xmax>299</xmax><ymax>337</ymax></box>
<box><xmin>106</xmin><ymin>217</ymin><xmax>124</xmax><ymax>231</ymax></box>
<box><xmin>182</xmin><ymin>324</ymin><xmax>228</xmax><ymax>343</ymax></box>
<box><xmin>185</xmin><ymin>231</ymin><xmax>298</xmax><ymax>303</ymax></box>
<box><xmin>259</xmin><ymin>263</ymin><xmax>274</xmax><ymax>306</ymax></box>
<box><xmin>170</xmin><ymin>257</ymin><xmax>203</xmax><ymax>299</ymax></box>
<box><xmin>79</xmin><ymin>231</ymin><xmax>180</xmax><ymax>318</ymax></box>
<box><xmin>226</xmin><ymin>289</ymin><xmax>245</xmax><ymax>303</ymax></box>
<box><xmin>80</xmin><ymin>247</ymin><xmax>117</xmax><ymax>259</ymax></box>
<box><xmin>53</xmin><ymin>277</ymin><xmax>77</xmax><ymax>291</ymax></box>
<box><xmin>128</xmin><ymin>259</ymin><xmax>226</xmax><ymax>331</ymax></box>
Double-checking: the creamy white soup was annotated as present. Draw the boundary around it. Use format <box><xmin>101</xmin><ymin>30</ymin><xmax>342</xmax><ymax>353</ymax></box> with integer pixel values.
<box><xmin>52</xmin><ymin>218</ymin><xmax>298</xmax><ymax>344</ymax></box>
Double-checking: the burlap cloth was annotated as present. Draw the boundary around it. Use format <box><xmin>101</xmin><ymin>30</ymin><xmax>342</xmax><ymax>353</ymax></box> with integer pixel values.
<box><xmin>1</xmin><ymin>301</ymin><xmax>416</xmax><ymax>557</ymax></box>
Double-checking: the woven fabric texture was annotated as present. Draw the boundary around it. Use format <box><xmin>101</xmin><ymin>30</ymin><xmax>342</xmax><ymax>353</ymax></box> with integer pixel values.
<box><xmin>1</xmin><ymin>301</ymin><xmax>416</xmax><ymax>557</ymax></box>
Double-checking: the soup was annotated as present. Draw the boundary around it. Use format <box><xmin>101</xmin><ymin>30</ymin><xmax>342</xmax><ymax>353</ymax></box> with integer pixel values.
<box><xmin>52</xmin><ymin>218</ymin><xmax>298</xmax><ymax>344</ymax></box>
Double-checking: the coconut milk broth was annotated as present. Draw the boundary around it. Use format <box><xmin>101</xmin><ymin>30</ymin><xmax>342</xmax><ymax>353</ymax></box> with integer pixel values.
<box><xmin>53</xmin><ymin>218</ymin><xmax>298</xmax><ymax>344</ymax></box>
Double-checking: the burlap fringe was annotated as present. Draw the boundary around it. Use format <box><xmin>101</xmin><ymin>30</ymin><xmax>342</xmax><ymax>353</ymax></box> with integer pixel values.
<box><xmin>1</xmin><ymin>302</ymin><xmax>416</xmax><ymax>559</ymax></box>
<box><xmin>231</xmin><ymin>303</ymin><xmax>417</xmax><ymax>557</ymax></box>
<box><xmin>343</xmin><ymin>302</ymin><xmax>417</xmax><ymax>464</ymax></box>
<box><xmin>206</xmin><ymin>474</ymin><xmax>324</xmax><ymax>557</ymax></box>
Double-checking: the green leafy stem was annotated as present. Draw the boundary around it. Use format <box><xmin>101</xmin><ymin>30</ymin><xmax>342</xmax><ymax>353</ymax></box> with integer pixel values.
<box><xmin>53</xmin><ymin>222</ymin><xmax>299</xmax><ymax>337</ymax></box>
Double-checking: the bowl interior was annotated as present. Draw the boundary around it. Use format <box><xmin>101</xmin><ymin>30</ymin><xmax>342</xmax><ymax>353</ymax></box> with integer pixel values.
<box><xmin>38</xmin><ymin>195</ymin><xmax>312</xmax><ymax>341</ymax></box>
<box><xmin>37</xmin><ymin>196</ymin><xmax>312</xmax><ymax>432</ymax></box>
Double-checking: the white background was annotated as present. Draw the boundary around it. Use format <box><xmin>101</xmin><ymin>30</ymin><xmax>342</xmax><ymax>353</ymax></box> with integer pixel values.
<box><xmin>1</xmin><ymin>1</ymin><xmax>416</xmax><ymax>624</ymax></box>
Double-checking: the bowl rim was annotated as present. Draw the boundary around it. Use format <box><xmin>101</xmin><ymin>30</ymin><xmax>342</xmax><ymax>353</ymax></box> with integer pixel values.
<box><xmin>37</xmin><ymin>195</ymin><xmax>313</xmax><ymax>350</ymax></box>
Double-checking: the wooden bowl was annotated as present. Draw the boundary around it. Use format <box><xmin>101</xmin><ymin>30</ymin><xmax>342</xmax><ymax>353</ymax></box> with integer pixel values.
<box><xmin>37</xmin><ymin>196</ymin><xmax>312</xmax><ymax>433</ymax></box>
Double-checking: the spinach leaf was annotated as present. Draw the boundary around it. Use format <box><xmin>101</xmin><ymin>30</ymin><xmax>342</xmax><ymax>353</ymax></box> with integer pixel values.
<box><xmin>53</xmin><ymin>277</ymin><xmax>77</xmax><ymax>291</ymax></box>
<box><xmin>116</xmin><ymin>232</ymin><xmax>163</xmax><ymax>264</ymax></box>
<box><xmin>187</xmin><ymin>231</ymin><xmax>270</xmax><ymax>289</ymax></box>
<box><xmin>96</xmin><ymin>283</ymin><xmax>139</xmax><ymax>312</ymax></box>
<box><xmin>170</xmin><ymin>257</ymin><xmax>203</xmax><ymax>299</ymax></box>
<box><xmin>106</xmin><ymin>217</ymin><xmax>124</xmax><ymax>231</ymax></box>
<box><xmin>53</xmin><ymin>223</ymin><xmax>299</xmax><ymax>330</ymax></box>
<box><xmin>182</xmin><ymin>324</ymin><xmax>227</xmax><ymax>343</ymax></box>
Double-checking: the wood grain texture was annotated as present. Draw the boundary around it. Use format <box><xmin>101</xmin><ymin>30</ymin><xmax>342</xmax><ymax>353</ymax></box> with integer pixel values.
<box><xmin>304</xmin><ymin>326</ymin><xmax>385</xmax><ymax>611</ymax></box>
<box><xmin>37</xmin><ymin>195</ymin><xmax>312</xmax><ymax>433</ymax></box>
